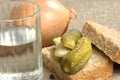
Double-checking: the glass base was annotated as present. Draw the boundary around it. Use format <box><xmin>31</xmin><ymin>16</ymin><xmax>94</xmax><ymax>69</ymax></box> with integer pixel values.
<box><xmin>0</xmin><ymin>69</ymin><xmax>43</xmax><ymax>80</ymax></box>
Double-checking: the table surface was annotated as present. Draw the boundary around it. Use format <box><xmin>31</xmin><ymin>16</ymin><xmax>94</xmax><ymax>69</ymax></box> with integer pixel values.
<box><xmin>44</xmin><ymin>0</ymin><xmax>120</xmax><ymax>80</ymax></box>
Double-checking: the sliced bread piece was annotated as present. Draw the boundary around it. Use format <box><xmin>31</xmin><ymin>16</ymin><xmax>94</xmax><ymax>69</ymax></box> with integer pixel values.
<box><xmin>42</xmin><ymin>46</ymin><xmax>113</xmax><ymax>80</ymax></box>
<box><xmin>81</xmin><ymin>20</ymin><xmax>120</xmax><ymax>64</ymax></box>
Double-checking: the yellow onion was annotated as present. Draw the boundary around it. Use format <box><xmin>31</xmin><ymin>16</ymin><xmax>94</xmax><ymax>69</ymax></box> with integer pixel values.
<box><xmin>34</xmin><ymin>0</ymin><xmax>76</xmax><ymax>47</ymax></box>
<box><xmin>11</xmin><ymin>0</ymin><xmax>76</xmax><ymax>47</ymax></box>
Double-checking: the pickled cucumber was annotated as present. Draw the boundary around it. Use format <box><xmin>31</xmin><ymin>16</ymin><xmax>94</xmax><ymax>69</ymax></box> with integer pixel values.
<box><xmin>61</xmin><ymin>29</ymin><xmax>82</xmax><ymax>49</ymax></box>
<box><xmin>53</xmin><ymin>37</ymin><xmax>71</xmax><ymax>57</ymax></box>
<box><xmin>61</xmin><ymin>37</ymin><xmax>92</xmax><ymax>74</ymax></box>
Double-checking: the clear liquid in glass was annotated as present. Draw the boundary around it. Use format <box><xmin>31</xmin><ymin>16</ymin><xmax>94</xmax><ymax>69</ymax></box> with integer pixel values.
<box><xmin>0</xmin><ymin>26</ymin><xmax>43</xmax><ymax>80</ymax></box>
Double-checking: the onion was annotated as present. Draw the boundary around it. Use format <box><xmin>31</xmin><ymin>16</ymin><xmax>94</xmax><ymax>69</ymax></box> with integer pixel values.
<box><xmin>34</xmin><ymin>0</ymin><xmax>76</xmax><ymax>47</ymax></box>
<box><xmin>11</xmin><ymin>0</ymin><xmax>76</xmax><ymax>47</ymax></box>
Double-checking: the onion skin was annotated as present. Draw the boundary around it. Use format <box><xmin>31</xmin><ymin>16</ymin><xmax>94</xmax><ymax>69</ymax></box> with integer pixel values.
<box><xmin>11</xmin><ymin>0</ymin><xmax>76</xmax><ymax>47</ymax></box>
<box><xmin>34</xmin><ymin>0</ymin><xmax>76</xmax><ymax>47</ymax></box>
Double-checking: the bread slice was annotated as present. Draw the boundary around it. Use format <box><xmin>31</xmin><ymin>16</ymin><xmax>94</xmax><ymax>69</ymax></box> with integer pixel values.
<box><xmin>42</xmin><ymin>46</ymin><xmax>113</xmax><ymax>80</ymax></box>
<box><xmin>81</xmin><ymin>20</ymin><xmax>120</xmax><ymax>64</ymax></box>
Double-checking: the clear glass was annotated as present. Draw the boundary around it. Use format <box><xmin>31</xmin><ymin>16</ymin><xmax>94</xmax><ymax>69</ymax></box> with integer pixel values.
<box><xmin>0</xmin><ymin>1</ymin><xmax>43</xmax><ymax>80</ymax></box>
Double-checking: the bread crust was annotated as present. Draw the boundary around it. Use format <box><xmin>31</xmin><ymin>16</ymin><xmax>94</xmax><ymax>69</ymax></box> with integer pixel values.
<box><xmin>42</xmin><ymin>46</ymin><xmax>113</xmax><ymax>80</ymax></box>
<box><xmin>82</xmin><ymin>21</ymin><xmax>120</xmax><ymax>64</ymax></box>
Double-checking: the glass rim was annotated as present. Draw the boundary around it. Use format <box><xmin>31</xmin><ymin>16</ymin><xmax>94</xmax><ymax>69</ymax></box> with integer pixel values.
<box><xmin>0</xmin><ymin>1</ymin><xmax>40</xmax><ymax>22</ymax></box>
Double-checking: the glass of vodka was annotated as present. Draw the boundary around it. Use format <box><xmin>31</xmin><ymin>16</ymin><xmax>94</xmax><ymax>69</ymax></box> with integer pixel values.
<box><xmin>0</xmin><ymin>1</ymin><xmax>43</xmax><ymax>80</ymax></box>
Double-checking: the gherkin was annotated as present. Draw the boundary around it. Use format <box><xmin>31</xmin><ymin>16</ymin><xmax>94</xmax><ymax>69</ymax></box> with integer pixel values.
<box><xmin>61</xmin><ymin>37</ymin><xmax>92</xmax><ymax>74</ymax></box>
<box><xmin>61</xmin><ymin>29</ymin><xmax>82</xmax><ymax>49</ymax></box>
